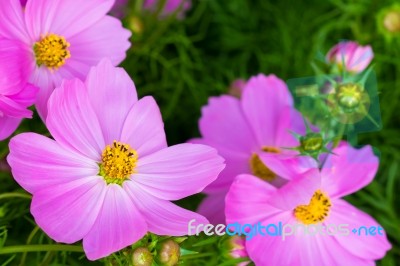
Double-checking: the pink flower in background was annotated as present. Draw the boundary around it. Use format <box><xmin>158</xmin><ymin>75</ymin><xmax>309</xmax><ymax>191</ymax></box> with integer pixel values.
<box><xmin>226</xmin><ymin>142</ymin><xmax>391</xmax><ymax>265</ymax></box>
<box><xmin>326</xmin><ymin>41</ymin><xmax>373</xmax><ymax>73</ymax></box>
<box><xmin>0</xmin><ymin>40</ymin><xmax>38</xmax><ymax>141</ymax></box>
<box><xmin>144</xmin><ymin>0</ymin><xmax>191</xmax><ymax>18</ymax></box>
<box><xmin>7</xmin><ymin>60</ymin><xmax>224</xmax><ymax>260</ymax></box>
<box><xmin>0</xmin><ymin>0</ymin><xmax>131</xmax><ymax>119</ymax></box>
<box><xmin>110</xmin><ymin>0</ymin><xmax>128</xmax><ymax>18</ymax></box>
<box><xmin>191</xmin><ymin>74</ymin><xmax>316</xmax><ymax>224</ymax></box>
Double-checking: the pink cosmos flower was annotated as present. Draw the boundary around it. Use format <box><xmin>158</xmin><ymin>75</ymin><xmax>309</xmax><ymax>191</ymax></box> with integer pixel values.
<box><xmin>191</xmin><ymin>74</ymin><xmax>315</xmax><ymax>224</ymax></box>
<box><xmin>226</xmin><ymin>142</ymin><xmax>391</xmax><ymax>265</ymax></box>
<box><xmin>0</xmin><ymin>39</ymin><xmax>38</xmax><ymax>141</ymax></box>
<box><xmin>0</xmin><ymin>0</ymin><xmax>131</xmax><ymax>119</ymax></box>
<box><xmin>144</xmin><ymin>0</ymin><xmax>191</xmax><ymax>18</ymax></box>
<box><xmin>326</xmin><ymin>41</ymin><xmax>374</xmax><ymax>73</ymax></box>
<box><xmin>7</xmin><ymin>60</ymin><xmax>225</xmax><ymax>260</ymax></box>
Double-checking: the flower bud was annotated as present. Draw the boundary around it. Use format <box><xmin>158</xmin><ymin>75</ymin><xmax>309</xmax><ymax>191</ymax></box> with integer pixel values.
<box><xmin>336</xmin><ymin>83</ymin><xmax>362</xmax><ymax>113</ymax></box>
<box><xmin>300</xmin><ymin>133</ymin><xmax>323</xmax><ymax>153</ymax></box>
<box><xmin>384</xmin><ymin>11</ymin><xmax>400</xmax><ymax>33</ymax></box>
<box><xmin>157</xmin><ymin>239</ymin><xmax>180</xmax><ymax>266</ymax></box>
<box><xmin>326</xmin><ymin>41</ymin><xmax>373</xmax><ymax>73</ymax></box>
<box><xmin>132</xmin><ymin>247</ymin><xmax>153</xmax><ymax>266</ymax></box>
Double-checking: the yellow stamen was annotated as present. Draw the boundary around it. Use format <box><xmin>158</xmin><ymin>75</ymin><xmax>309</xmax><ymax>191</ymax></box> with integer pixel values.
<box><xmin>294</xmin><ymin>190</ymin><xmax>332</xmax><ymax>225</ymax></box>
<box><xmin>100</xmin><ymin>141</ymin><xmax>138</xmax><ymax>184</ymax></box>
<box><xmin>249</xmin><ymin>147</ymin><xmax>280</xmax><ymax>181</ymax></box>
<box><xmin>33</xmin><ymin>34</ymin><xmax>71</xmax><ymax>69</ymax></box>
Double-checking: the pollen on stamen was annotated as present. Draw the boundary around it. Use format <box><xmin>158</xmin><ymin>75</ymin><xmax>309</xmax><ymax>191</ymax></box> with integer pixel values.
<box><xmin>33</xmin><ymin>33</ymin><xmax>71</xmax><ymax>69</ymax></box>
<box><xmin>99</xmin><ymin>141</ymin><xmax>138</xmax><ymax>185</ymax></box>
<box><xmin>249</xmin><ymin>146</ymin><xmax>280</xmax><ymax>182</ymax></box>
<box><xmin>293</xmin><ymin>190</ymin><xmax>332</xmax><ymax>225</ymax></box>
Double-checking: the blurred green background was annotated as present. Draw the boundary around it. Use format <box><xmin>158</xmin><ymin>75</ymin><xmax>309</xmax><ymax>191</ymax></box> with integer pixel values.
<box><xmin>1</xmin><ymin>0</ymin><xmax>399</xmax><ymax>265</ymax></box>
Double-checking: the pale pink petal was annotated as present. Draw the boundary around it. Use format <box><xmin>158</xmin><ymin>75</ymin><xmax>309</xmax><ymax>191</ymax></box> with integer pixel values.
<box><xmin>198</xmin><ymin>95</ymin><xmax>258</xmax><ymax>154</ymax></box>
<box><xmin>68</xmin><ymin>16</ymin><xmax>131</xmax><ymax>66</ymax></box>
<box><xmin>0</xmin><ymin>39</ymin><xmax>33</xmax><ymax>95</ymax></box>
<box><xmin>31</xmin><ymin>176</ymin><xmax>106</xmax><ymax>243</ymax></box>
<box><xmin>274</xmin><ymin>107</ymin><xmax>306</xmax><ymax>148</ymax></box>
<box><xmin>326</xmin><ymin>199</ymin><xmax>391</xmax><ymax>260</ymax></box>
<box><xmin>0</xmin><ymin>0</ymin><xmax>29</xmax><ymax>42</ymax></box>
<box><xmin>241</xmin><ymin>74</ymin><xmax>293</xmax><ymax>147</ymax></box>
<box><xmin>24</xmin><ymin>0</ymin><xmax>114</xmax><ymax>39</ymax></box>
<box><xmin>189</xmin><ymin>138</ymin><xmax>250</xmax><ymax>193</ymax></box>
<box><xmin>83</xmin><ymin>184</ymin><xmax>147</xmax><ymax>261</ymax></box>
<box><xmin>197</xmin><ymin>192</ymin><xmax>227</xmax><ymax>225</ymax></box>
<box><xmin>247</xmin><ymin>212</ymin><xmax>373</xmax><ymax>266</ymax></box>
<box><xmin>125</xmin><ymin>182</ymin><xmax>208</xmax><ymax>236</ymax></box>
<box><xmin>0</xmin><ymin>116</ymin><xmax>21</xmax><ymax>141</ymax></box>
<box><xmin>120</xmin><ymin>96</ymin><xmax>167</xmax><ymax>158</ymax></box>
<box><xmin>267</xmin><ymin>169</ymin><xmax>321</xmax><ymax>211</ymax></box>
<box><xmin>85</xmin><ymin>59</ymin><xmax>138</xmax><ymax>145</ymax></box>
<box><xmin>258</xmin><ymin>152</ymin><xmax>318</xmax><ymax>181</ymax></box>
<box><xmin>225</xmin><ymin>174</ymin><xmax>280</xmax><ymax>225</ymax></box>
<box><xmin>348</xmin><ymin>45</ymin><xmax>373</xmax><ymax>72</ymax></box>
<box><xmin>7</xmin><ymin>133</ymin><xmax>99</xmax><ymax>194</ymax></box>
<box><xmin>133</xmin><ymin>143</ymin><xmax>225</xmax><ymax>200</ymax></box>
<box><xmin>321</xmin><ymin>142</ymin><xmax>378</xmax><ymax>198</ymax></box>
<box><xmin>31</xmin><ymin>67</ymin><xmax>61</xmax><ymax>120</ymax></box>
<box><xmin>46</xmin><ymin>79</ymin><xmax>105</xmax><ymax>161</ymax></box>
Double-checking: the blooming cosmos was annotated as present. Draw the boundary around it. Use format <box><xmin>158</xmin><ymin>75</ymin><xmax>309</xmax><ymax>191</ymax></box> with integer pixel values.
<box><xmin>7</xmin><ymin>60</ymin><xmax>225</xmax><ymax>260</ymax></box>
<box><xmin>0</xmin><ymin>39</ymin><xmax>38</xmax><ymax>141</ymax></box>
<box><xmin>190</xmin><ymin>74</ymin><xmax>315</xmax><ymax>224</ymax></box>
<box><xmin>326</xmin><ymin>41</ymin><xmax>374</xmax><ymax>73</ymax></box>
<box><xmin>0</xmin><ymin>0</ymin><xmax>131</xmax><ymax>119</ymax></box>
<box><xmin>225</xmin><ymin>142</ymin><xmax>391</xmax><ymax>265</ymax></box>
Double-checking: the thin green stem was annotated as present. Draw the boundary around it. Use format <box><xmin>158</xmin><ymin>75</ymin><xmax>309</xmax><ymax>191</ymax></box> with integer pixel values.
<box><xmin>0</xmin><ymin>245</ymin><xmax>84</xmax><ymax>254</ymax></box>
<box><xmin>0</xmin><ymin>192</ymin><xmax>32</xmax><ymax>201</ymax></box>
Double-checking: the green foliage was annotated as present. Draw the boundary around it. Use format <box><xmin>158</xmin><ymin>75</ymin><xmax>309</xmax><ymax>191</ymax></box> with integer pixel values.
<box><xmin>1</xmin><ymin>0</ymin><xmax>400</xmax><ymax>265</ymax></box>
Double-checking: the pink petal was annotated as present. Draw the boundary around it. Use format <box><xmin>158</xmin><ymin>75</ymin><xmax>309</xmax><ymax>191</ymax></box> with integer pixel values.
<box><xmin>225</xmin><ymin>174</ymin><xmax>280</xmax><ymax>225</ymax></box>
<box><xmin>31</xmin><ymin>176</ymin><xmax>106</xmax><ymax>243</ymax></box>
<box><xmin>326</xmin><ymin>199</ymin><xmax>391</xmax><ymax>260</ymax></box>
<box><xmin>321</xmin><ymin>142</ymin><xmax>378</xmax><ymax>198</ymax></box>
<box><xmin>0</xmin><ymin>116</ymin><xmax>21</xmax><ymax>141</ymax></box>
<box><xmin>47</xmin><ymin>79</ymin><xmax>105</xmax><ymax>161</ymax></box>
<box><xmin>120</xmin><ymin>96</ymin><xmax>167</xmax><ymax>158</ymax></box>
<box><xmin>31</xmin><ymin>67</ymin><xmax>62</xmax><ymax>120</ymax></box>
<box><xmin>133</xmin><ymin>143</ymin><xmax>225</xmax><ymax>200</ymax></box>
<box><xmin>190</xmin><ymin>137</ymin><xmax>250</xmax><ymax>193</ymax></box>
<box><xmin>83</xmin><ymin>184</ymin><xmax>147</xmax><ymax>260</ymax></box>
<box><xmin>348</xmin><ymin>45</ymin><xmax>373</xmax><ymax>72</ymax></box>
<box><xmin>85</xmin><ymin>59</ymin><xmax>138</xmax><ymax>145</ymax></box>
<box><xmin>7</xmin><ymin>133</ymin><xmax>99</xmax><ymax>194</ymax></box>
<box><xmin>197</xmin><ymin>192</ymin><xmax>227</xmax><ymax>225</ymax></box>
<box><xmin>267</xmin><ymin>169</ymin><xmax>321</xmax><ymax>211</ymax></box>
<box><xmin>7</xmin><ymin>83</ymin><xmax>38</xmax><ymax>107</ymax></box>
<box><xmin>68</xmin><ymin>16</ymin><xmax>131</xmax><ymax>66</ymax></box>
<box><xmin>198</xmin><ymin>95</ymin><xmax>258</xmax><ymax>154</ymax></box>
<box><xmin>0</xmin><ymin>0</ymin><xmax>29</xmax><ymax>42</ymax></box>
<box><xmin>241</xmin><ymin>74</ymin><xmax>293</xmax><ymax>147</ymax></box>
<box><xmin>124</xmin><ymin>182</ymin><xmax>208</xmax><ymax>236</ymax></box>
<box><xmin>0</xmin><ymin>39</ymin><xmax>33</xmax><ymax>95</ymax></box>
<box><xmin>24</xmin><ymin>0</ymin><xmax>114</xmax><ymax>39</ymax></box>
<box><xmin>247</xmin><ymin>212</ymin><xmax>373</xmax><ymax>266</ymax></box>
<box><xmin>274</xmin><ymin>106</ymin><xmax>306</xmax><ymax>148</ymax></box>
<box><xmin>258</xmin><ymin>152</ymin><xmax>317</xmax><ymax>181</ymax></box>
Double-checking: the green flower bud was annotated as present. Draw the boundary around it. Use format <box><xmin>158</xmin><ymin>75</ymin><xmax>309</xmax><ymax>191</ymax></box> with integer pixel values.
<box><xmin>157</xmin><ymin>239</ymin><xmax>180</xmax><ymax>266</ymax></box>
<box><xmin>132</xmin><ymin>247</ymin><xmax>153</xmax><ymax>266</ymax></box>
<box><xmin>336</xmin><ymin>83</ymin><xmax>362</xmax><ymax>113</ymax></box>
<box><xmin>300</xmin><ymin>133</ymin><xmax>323</xmax><ymax>152</ymax></box>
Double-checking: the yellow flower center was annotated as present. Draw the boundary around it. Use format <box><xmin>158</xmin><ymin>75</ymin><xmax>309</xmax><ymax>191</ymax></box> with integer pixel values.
<box><xmin>249</xmin><ymin>147</ymin><xmax>280</xmax><ymax>182</ymax></box>
<box><xmin>100</xmin><ymin>141</ymin><xmax>138</xmax><ymax>185</ymax></box>
<box><xmin>33</xmin><ymin>34</ymin><xmax>71</xmax><ymax>69</ymax></box>
<box><xmin>294</xmin><ymin>190</ymin><xmax>332</xmax><ymax>225</ymax></box>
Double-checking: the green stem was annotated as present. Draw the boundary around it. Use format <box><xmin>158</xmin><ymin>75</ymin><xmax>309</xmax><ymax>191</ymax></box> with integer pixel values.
<box><xmin>0</xmin><ymin>245</ymin><xmax>84</xmax><ymax>254</ymax></box>
<box><xmin>0</xmin><ymin>192</ymin><xmax>32</xmax><ymax>201</ymax></box>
